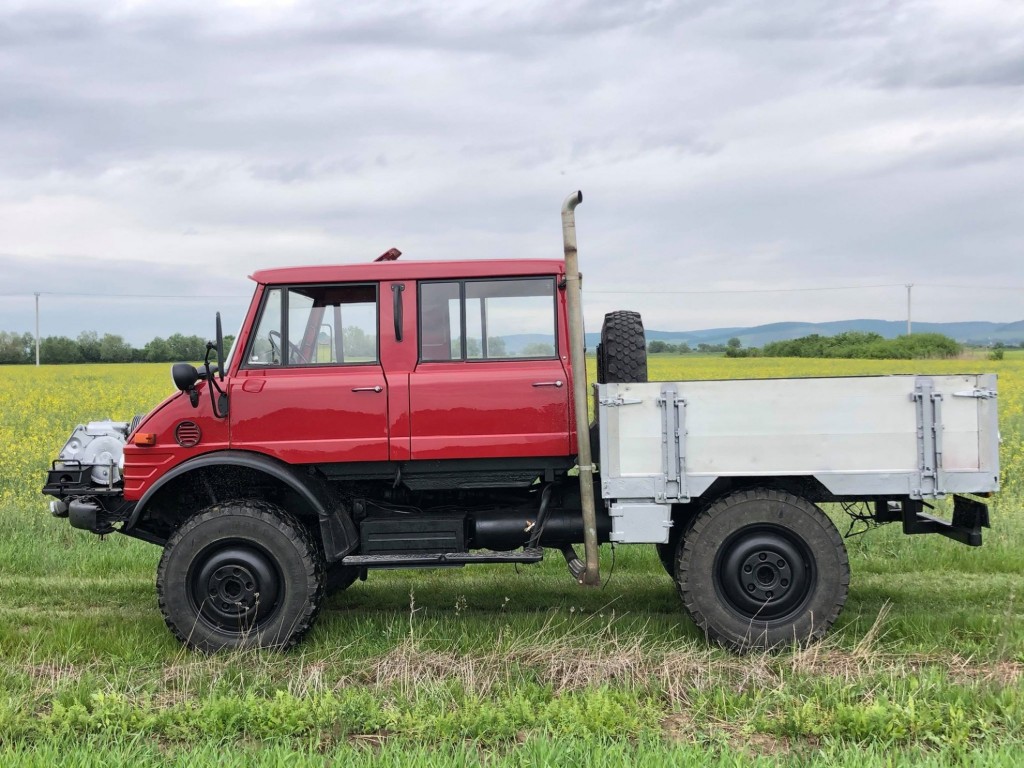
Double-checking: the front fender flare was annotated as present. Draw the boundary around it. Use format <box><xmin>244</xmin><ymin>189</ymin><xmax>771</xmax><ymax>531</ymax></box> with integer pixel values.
<box><xmin>125</xmin><ymin>450</ymin><xmax>357</xmax><ymax>561</ymax></box>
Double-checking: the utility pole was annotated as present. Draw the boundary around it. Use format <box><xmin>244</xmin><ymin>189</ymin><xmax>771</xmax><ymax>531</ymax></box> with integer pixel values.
<box><xmin>34</xmin><ymin>292</ymin><xmax>40</xmax><ymax>366</ymax></box>
<box><xmin>905</xmin><ymin>284</ymin><xmax>913</xmax><ymax>336</ymax></box>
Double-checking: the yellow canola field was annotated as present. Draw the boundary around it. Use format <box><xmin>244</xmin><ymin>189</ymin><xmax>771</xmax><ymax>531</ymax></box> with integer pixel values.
<box><xmin>1</xmin><ymin>356</ymin><xmax>1022</xmax><ymax>515</ymax></box>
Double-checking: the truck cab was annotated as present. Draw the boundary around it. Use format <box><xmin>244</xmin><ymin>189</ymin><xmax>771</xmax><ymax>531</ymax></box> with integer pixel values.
<box><xmin>233</xmin><ymin>259</ymin><xmax>574</xmax><ymax>464</ymax></box>
<box><xmin>119</xmin><ymin>257</ymin><xmax>581</xmax><ymax>511</ymax></box>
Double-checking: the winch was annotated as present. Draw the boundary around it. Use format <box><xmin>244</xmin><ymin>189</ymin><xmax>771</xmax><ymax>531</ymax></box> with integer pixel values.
<box><xmin>56</xmin><ymin>420</ymin><xmax>130</xmax><ymax>486</ymax></box>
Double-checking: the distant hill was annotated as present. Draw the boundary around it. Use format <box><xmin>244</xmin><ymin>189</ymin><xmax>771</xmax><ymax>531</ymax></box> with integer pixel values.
<box><xmin>583</xmin><ymin>319</ymin><xmax>1024</xmax><ymax>348</ymax></box>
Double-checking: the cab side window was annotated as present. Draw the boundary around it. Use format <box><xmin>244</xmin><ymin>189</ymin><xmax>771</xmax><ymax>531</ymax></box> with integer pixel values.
<box><xmin>245</xmin><ymin>284</ymin><xmax>378</xmax><ymax>367</ymax></box>
<box><xmin>419</xmin><ymin>277</ymin><xmax>557</xmax><ymax>361</ymax></box>
<box><xmin>248</xmin><ymin>288</ymin><xmax>282</xmax><ymax>365</ymax></box>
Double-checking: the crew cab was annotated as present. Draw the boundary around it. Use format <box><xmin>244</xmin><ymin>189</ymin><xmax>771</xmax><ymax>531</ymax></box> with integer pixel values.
<box><xmin>43</xmin><ymin>193</ymin><xmax>999</xmax><ymax>653</ymax></box>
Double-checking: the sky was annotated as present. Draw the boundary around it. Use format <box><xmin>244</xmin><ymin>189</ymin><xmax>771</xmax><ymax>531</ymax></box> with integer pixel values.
<box><xmin>1</xmin><ymin>0</ymin><xmax>1023</xmax><ymax>345</ymax></box>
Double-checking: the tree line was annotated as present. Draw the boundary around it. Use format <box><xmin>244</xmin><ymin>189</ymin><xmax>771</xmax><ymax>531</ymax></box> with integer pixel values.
<box><xmin>0</xmin><ymin>331</ymin><xmax>235</xmax><ymax>365</ymax></box>
<box><xmin>0</xmin><ymin>328</ymin><xmax>966</xmax><ymax>364</ymax></box>
<box><xmin>648</xmin><ymin>331</ymin><xmax>963</xmax><ymax>359</ymax></box>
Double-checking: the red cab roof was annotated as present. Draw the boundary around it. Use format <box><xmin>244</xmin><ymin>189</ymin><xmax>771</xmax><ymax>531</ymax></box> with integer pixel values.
<box><xmin>250</xmin><ymin>258</ymin><xmax>566</xmax><ymax>285</ymax></box>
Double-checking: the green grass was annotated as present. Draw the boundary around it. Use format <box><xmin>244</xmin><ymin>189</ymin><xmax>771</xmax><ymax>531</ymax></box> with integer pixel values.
<box><xmin>1</xmin><ymin>360</ymin><xmax>1023</xmax><ymax>765</ymax></box>
<box><xmin>6</xmin><ymin>736</ymin><xmax>1024</xmax><ymax>767</ymax></box>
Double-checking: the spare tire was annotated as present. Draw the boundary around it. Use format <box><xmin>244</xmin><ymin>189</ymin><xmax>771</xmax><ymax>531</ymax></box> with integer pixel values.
<box><xmin>596</xmin><ymin>310</ymin><xmax>647</xmax><ymax>383</ymax></box>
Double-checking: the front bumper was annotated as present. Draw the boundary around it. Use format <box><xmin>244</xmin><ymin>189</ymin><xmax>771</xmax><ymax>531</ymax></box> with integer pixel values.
<box><xmin>43</xmin><ymin>461</ymin><xmax>134</xmax><ymax>535</ymax></box>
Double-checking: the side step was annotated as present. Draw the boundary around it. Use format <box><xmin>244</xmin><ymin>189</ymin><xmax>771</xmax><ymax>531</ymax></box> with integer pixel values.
<box><xmin>342</xmin><ymin>547</ymin><xmax>544</xmax><ymax>568</ymax></box>
<box><xmin>903</xmin><ymin>495</ymin><xmax>990</xmax><ymax>547</ymax></box>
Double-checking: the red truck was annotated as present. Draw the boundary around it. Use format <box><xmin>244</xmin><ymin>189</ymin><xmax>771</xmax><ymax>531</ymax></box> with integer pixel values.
<box><xmin>43</xmin><ymin>192</ymin><xmax>998</xmax><ymax>652</ymax></box>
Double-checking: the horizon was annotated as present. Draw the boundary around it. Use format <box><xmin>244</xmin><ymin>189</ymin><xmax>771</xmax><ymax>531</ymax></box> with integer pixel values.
<box><xmin>5</xmin><ymin>315</ymin><xmax>1024</xmax><ymax>349</ymax></box>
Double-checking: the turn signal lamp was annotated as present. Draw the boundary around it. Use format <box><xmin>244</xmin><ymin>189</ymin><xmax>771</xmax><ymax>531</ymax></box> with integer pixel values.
<box><xmin>133</xmin><ymin>433</ymin><xmax>157</xmax><ymax>446</ymax></box>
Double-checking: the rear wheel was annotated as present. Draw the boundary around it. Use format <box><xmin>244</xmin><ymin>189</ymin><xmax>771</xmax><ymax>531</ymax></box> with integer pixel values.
<box><xmin>656</xmin><ymin>542</ymin><xmax>675</xmax><ymax>576</ymax></box>
<box><xmin>656</xmin><ymin>521</ymin><xmax>685</xmax><ymax>577</ymax></box>
<box><xmin>596</xmin><ymin>310</ymin><xmax>647</xmax><ymax>384</ymax></box>
<box><xmin>157</xmin><ymin>500</ymin><xmax>325</xmax><ymax>652</ymax></box>
<box><xmin>675</xmin><ymin>489</ymin><xmax>849</xmax><ymax>651</ymax></box>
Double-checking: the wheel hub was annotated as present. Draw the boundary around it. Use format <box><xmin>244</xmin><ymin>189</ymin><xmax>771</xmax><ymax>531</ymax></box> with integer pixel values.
<box><xmin>717</xmin><ymin>528</ymin><xmax>814</xmax><ymax>621</ymax></box>
<box><xmin>191</xmin><ymin>545</ymin><xmax>281</xmax><ymax>630</ymax></box>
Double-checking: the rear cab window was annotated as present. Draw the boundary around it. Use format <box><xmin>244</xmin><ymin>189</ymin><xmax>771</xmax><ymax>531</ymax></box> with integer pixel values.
<box><xmin>418</xmin><ymin>277</ymin><xmax>557</xmax><ymax>362</ymax></box>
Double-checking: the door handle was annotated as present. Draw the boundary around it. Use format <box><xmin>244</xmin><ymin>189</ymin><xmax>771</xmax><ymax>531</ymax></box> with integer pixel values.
<box><xmin>352</xmin><ymin>386</ymin><xmax>383</xmax><ymax>393</ymax></box>
<box><xmin>532</xmin><ymin>380</ymin><xmax>564</xmax><ymax>388</ymax></box>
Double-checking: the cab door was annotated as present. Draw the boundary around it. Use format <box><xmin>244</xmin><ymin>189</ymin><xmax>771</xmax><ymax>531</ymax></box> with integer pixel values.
<box><xmin>408</xmin><ymin>277</ymin><xmax>572</xmax><ymax>460</ymax></box>
<box><xmin>230</xmin><ymin>283</ymin><xmax>390</xmax><ymax>464</ymax></box>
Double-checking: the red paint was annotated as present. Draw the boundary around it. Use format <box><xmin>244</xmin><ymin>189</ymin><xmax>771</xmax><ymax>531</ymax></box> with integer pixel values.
<box><xmin>122</xmin><ymin>385</ymin><xmax>231</xmax><ymax>499</ymax></box>
<box><xmin>249</xmin><ymin>259</ymin><xmax>565</xmax><ymax>288</ymax></box>
<box><xmin>230</xmin><ymin>366</ymin><xmax>390</xmax><ymax>463</ymax></box>
<box><xmin>409</xmin><ymin>360</ymin><xmax>570</xmax><ymax>459</ymax></box>
<box><xmin>124</xmin><ymin>258</ymin><xmax>578</xmax><ymax>499</ymax></box>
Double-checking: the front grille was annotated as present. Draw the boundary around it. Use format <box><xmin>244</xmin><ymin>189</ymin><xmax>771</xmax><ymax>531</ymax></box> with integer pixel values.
<box><xmin>174</xmin><ymin>421</ymin><xmax>202</xmax><ymax>448</ymax></box>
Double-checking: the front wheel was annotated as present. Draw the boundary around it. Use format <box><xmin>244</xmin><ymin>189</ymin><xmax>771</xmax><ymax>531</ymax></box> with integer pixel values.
<box><xmin>675</xmin><ymin>489</ymin><xmax>849</xmax><ymax>651</ymax></box>
<box><xmin>157</xmin><ymin>500</ymin><xmax>325</xmax><ymax>652</ymax></box>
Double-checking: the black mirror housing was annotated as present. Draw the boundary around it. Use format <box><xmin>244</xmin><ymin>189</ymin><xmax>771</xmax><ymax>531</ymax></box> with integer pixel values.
<box><xmin>171</xmin><ymin>363</ymin><xmax>201</xmax><ymax>392</ymax></box>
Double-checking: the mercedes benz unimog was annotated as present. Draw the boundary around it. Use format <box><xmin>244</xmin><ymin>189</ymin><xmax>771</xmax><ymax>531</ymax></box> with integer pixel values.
<box><xmin>43</xmin><ymin>192</ymin><xmax>999</xmax><ymax>652</ymax></box>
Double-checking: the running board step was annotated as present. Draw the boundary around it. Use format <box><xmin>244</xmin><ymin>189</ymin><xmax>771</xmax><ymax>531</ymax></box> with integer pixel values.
<box><xmin>342</xmin><ymin>548</ymin><xmax>544</xmax><ymax>568</ymax></box>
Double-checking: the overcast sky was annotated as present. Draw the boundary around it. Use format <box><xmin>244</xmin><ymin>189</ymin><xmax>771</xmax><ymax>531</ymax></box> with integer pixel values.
<box><xmin>1</xmin><ymin>0</ymin><xmax>1023</xmax><ymax>344</ymax></box>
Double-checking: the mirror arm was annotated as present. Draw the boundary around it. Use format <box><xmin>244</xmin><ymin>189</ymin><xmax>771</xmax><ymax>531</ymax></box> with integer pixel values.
<box><xmin>203</xmin><ymin>343</ymin><xmax>229</xmax><ymax>419</ymax></box>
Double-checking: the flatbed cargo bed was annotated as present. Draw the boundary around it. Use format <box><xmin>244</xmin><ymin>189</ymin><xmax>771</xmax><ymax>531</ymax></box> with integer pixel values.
<box><xmin>597</xmin><ymin>373</ymin><xmax>999</xmax><ymax>505</ymax></box>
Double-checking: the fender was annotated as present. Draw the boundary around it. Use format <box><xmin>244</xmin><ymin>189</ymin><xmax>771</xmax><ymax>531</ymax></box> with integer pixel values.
<box><xmin>126</xmin><ymin>450</ymin><xmax>357</xmax><ymax>561</ymax></box>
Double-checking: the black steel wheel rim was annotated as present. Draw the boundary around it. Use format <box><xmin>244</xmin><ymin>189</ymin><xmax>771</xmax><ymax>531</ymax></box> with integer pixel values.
<box><xmin>189</xmin><ymin>542</ymin><xmax>282</xmax><ymax>632</ymax></box>
<box><xmin>714</xmin><ymin>525</ymin><xmax>816</xmax><ymax>622</ymax></box>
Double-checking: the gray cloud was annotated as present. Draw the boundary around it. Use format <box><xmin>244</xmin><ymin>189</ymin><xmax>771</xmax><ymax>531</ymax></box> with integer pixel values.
<box><xmin>0</xmin><ymin>0</ymin><xmax>1022</xmax><ymax>344</ymax></box>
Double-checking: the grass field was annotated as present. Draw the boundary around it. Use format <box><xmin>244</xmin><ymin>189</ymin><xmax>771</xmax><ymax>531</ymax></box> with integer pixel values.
<box><xmin>0</xmin><ymin>357</ymin><xmax>1022</xmax><ymax>766</ymax></box>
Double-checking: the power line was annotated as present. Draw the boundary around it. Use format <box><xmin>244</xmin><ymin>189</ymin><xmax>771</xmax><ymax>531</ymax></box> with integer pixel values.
<box><xmin>587</xmin><ymin>284</ymin><xmax>903</xmax><ymax>295</ymax></box>
<box><xmin>1</xmin><ymin>282</ymin><xmax>1023</xmax><ymax>300</ymax></box>
<box><xmin>588</xmin><ymin>283</ymin><xmax>1024</xmax><ymax>296</ymax></box>
<box><xmin>919</xmin><ymin>284</ymin><xmax>1024</xmax><ymax>292</ymax></box>
<box><xmin>0</xmin><ymin>292</ymin><xmax>248</xmax><ymax>299</ymax></box>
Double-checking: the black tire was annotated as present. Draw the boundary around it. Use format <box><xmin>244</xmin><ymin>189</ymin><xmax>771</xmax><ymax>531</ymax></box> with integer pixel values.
<box><xmin>597</xmin><ymin>311</ymin><xmax>647</xmax><ymax>384</ymax></box>
<box><xmin>157</xmin><ymin>500</ymin><xmax>325</xmax><ymax>652</ymax></box>
<box><xmin>675</xmin><ymin>489</ymin><xmax>849</xmax><ymax>652</ymax></box>
<box><xmin>656</xmin><ymin>517</ymin><xmax>686</xmax><ymax>577</ymax></box>
<box><xmin>656</xmin><ymin>542</ymin><xmax>675</xmax><ymax>577</ymax></box>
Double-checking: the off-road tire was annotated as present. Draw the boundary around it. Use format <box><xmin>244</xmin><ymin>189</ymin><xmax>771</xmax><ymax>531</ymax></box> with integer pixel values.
<box><xmin>656</xmin><ymin>507</ymin><xmax>692</xmax><ymax>576</ymax></box>
<box><xmin>157</xmin><ymin>499</ymin><xmax>325</xmax><ymax>652</ymax></box>
<box><xmin>596</xmin><ymin>310</ymin><xmax>647</xmax><ymax>384</ymax></box>
<box><xmin>675</xmin><ymin>489</ymin><xmax>849</xmax><ymax>652</ymax></box>
<box><xmin>656</xmin><ymin>538</ymin><xmax>679</xmax><ymax>577</ymax></box>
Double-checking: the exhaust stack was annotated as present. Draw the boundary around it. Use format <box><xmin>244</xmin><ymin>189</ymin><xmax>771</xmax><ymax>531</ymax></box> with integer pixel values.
<box><xmin>560</xmin><ymin>190</ymin><xmax>601</xmax><ymax>587</ymax></box>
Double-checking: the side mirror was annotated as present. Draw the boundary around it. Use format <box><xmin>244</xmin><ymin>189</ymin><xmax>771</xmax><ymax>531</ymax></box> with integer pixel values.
<box><xmin>171</xmin><ymin>363</ymin><xmax>202</xmax><ymax>409</ymax></box>
<box><xmin>171</xmin><ymin>363</ymin><xmax>200</xmax><ymax>392</ymax></box>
